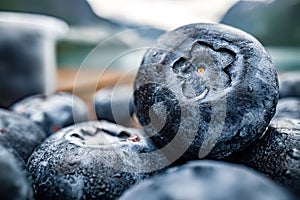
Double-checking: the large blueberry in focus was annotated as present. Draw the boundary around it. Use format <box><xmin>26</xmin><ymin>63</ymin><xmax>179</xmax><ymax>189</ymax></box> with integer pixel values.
<box><xmin>119</xmin><ymin>160</ymin><xmax>292</xmax><ymax>200</ymax></box>
<box><xmin>0</xmin><ymin>144</ymin><xmax>33</xmax><ymax>200</ymax></box>
<box><xmin>134</xmin><ymin>23</ymin><xmax>279</xmax><ymax>160</ymax></box>
<box><xmin>226</xmin><ymin>118</ymin><xmax>300</xmax><ymax>195</ymax></box>
<box><xmin>11</xmin><ymin>92</ymin><xmax>88</xmax><ymax>135</ymax></box>
<box><xmin>0</xmin><ymin>109</ymin><xmax>46</xmax><ymax>162</ymax></box>
<box><xmin>93</xmin><ymin>85</ymin><xmax>135</xmax><ymax>127</ymax></box>
<box><xmin>27</xmin><ymin>121</ymin><xmax>167</xmax><ymax>200</ymax></box>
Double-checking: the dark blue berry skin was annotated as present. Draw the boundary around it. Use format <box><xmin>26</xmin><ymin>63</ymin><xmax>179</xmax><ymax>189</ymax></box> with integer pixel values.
<box><xmin>27</xmin><ymin>121</ymin><xmax>166</xmax><ymax>200</ymax></box>
<box><xmin>11</xmin><ymin>92</ymin><xmax>88</xmax><ymax>135</ymax></box>
<box><xmin>120</xmin><ymin>160</ymin><xmax>293</xmax><ymax>200</ymax></box>
<box><xmin>134</xmin><ymin>23</ymin><xmax>278</xmax><ymax>160</ymax></box>
<box><xmin>0</xmin><ymin>109</ymin><xmax>46</xmax><ymax>162</ymax></box>
<box><xmin>93</xmin><ymin>85</ymin><xmax>134</xmax><ymax>127</ymax></box>
<box><xmin>225</xmin><ymin>118</ymin><xmax>300</xmax><ymax>196</ymax></box>
<box><xmin>0</xmin><ymin>144</ymin><xmax>33</xmax><ymax>200</ymax></box>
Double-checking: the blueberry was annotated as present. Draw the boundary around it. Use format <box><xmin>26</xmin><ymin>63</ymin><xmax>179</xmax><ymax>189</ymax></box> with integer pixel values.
<box><xmin>11</xmin><ymin>92</ymin><xmax>88</xmax><ymax>135</ymax></box>
<box><xmin>279</xmin><ymin>72</ymin><xmax>300</xmax><ymax>99</ymax></box>
<box><xmin>273</xmin><ymin>98</ymin><xmax>300</xmax><ymax>120</ymax></box>
<box><xmin>226</xmin><ymin>118</ymin><xmax>300</xmax><ymax>195</ymax></box>
<box><xmin>93</xmin><ymin>85</ymin><xmax>135</xmax><ymax>126</ymax></box>
<box><xmin>0</xmin><ymin>109</ymin><xmax>46</xmax><ymax>162</ymax></box>
<box><xmin>134</xmin><ymin>23</ymin><xmax>278</xmax><ymax>161</ymax></box>
<box><xmin>0</xmin><ymin>144</ymin><xmax>33</xmax><ymax>200</ymax></box>
<box><xmin>27</xmin><ymin>120</ymin><xmax>166</xmax><ymax>200</ymax></box>
<box><xmin>119</xmin><ymin>160</ymin><xmax>292</xmax><ymax>200</ymax></box>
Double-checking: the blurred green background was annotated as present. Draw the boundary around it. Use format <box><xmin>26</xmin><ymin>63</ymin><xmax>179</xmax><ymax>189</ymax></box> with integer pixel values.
<box><xmin>221</xmin><ymin>0</ymin><xmax>300</xmax><ymax>72</ymax></box>
<box><xmin>0</xmin><ymin>0</ymin><xmax>299</xmax><ymax>72</ymax></box>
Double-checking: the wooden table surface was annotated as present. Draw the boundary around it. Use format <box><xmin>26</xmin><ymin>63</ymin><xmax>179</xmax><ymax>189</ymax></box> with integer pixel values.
<box><xmin>56</xmin><ymin>68</ymin><xmax>135</xmax><ymax>120</ymax></box>
<box><xmin>56</xmin><ymin>68</ymin><xmax>135</xmax><ymax>103</ymax></box>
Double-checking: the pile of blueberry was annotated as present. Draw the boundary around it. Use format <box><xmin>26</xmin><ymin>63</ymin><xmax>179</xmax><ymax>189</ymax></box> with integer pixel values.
<box><xmin>0</xmin><ymin>23</ymin><xmax>299</xmax><ymax>200</ymax></box>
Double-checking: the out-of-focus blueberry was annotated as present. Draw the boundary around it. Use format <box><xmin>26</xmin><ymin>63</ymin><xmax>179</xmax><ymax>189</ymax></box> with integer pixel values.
<box><xmin>0</xmin><ymin>109</ymin><xmax>46</xmax><ymax>162</ymax></box>
<box><xmin>0</xmin><ymin>144</ymin><xmax>33</xmax><ymax>200</ymax></box>
<box><xmin>120</xmin><ymin>160</ymin><xmax>293</xmax><ymax>200</ymax></box>
<box><xmin>273</xmin><ymin>98</ymin><xmax>300</xmax><ymax>120</ymax></box>
<box><xmin>279</xmin><ymin>72</ymin><xmax>300</xmax><ymax>99</ymax></box>
<box><xmin>11</xmin><ymin>92</ymin><xmax>88</xmax><ymax>135</ymax></box>
<box><xmin>93</xmin><ymin>85</ymin><xmax>135</xmax><ymax>127</ymax></box>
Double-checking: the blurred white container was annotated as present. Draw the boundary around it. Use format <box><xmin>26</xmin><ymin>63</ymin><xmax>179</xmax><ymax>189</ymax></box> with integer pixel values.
<box><xmin>0</xmin><ymin>12</ymin><xmax>68</xmax><ymax>108</ymax></box>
